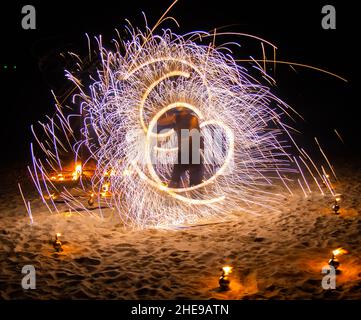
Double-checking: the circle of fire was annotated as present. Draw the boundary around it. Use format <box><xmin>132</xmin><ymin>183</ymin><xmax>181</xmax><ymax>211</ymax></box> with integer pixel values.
<box><xmin>29</xmin><ymin>27</ymin><xmax>337</xmax><ymax>228</ymax></box>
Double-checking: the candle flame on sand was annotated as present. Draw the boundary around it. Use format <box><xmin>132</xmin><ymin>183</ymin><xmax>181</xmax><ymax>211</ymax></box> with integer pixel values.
<box><xmin>72</xmin><ymin>164</ymin><xmax>82</xmax><ymax>180</ymax></box>
<box><xmin>332</xmin><ymin>247</ymin><xmax>348</xmax><ymax>257</ymax></box>
<box><xmin>50</xmin><ymin>163</ymin><xmax>83</xmax><ymax>182</ymax></box>
<box><xmin>222</xmin><ymin>266</ymin><xmax>233</xmax><ymax>276</ymax></box>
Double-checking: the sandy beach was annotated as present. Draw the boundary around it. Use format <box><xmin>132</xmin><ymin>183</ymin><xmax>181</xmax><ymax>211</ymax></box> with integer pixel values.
<box><xmin>0</xmin><ymin>159</ymin><xmax>360</xmax><ymax>300</ymax></box>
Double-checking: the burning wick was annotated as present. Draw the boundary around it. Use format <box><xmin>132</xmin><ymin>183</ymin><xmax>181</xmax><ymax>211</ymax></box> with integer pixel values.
<box><xmin>332</xmin><ymin>196</ymin><xmax>341</xmax><ymax>215</ymax></box>
<box><xmin>53</xmin><ymin>233</ymin><xmax>63</xmax><ymax>252</ymax></box>
<box><xmin>219</xmin><ymin>266</ymin><xmax>233</xmax><ymax>291</ymax></box>
<box><xmin>328</xmin><ymin>247</ymin><xmax>348</xmax><ymax>271</ymax></box>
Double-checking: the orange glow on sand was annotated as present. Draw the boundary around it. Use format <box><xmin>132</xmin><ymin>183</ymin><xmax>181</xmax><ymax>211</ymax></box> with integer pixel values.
<box><xmin>305</xmin><ymin>253</ymin><xmax>360</xmax><ymax>286</ymax></box>
<box><xmin>49</xmin><ymin>163</ymin><xmax>85</xmax><ymax>182</ymax></box>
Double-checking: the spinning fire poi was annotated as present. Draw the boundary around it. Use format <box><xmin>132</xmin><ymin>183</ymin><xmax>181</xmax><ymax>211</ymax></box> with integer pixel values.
<box><xmin>26</xmin><ymin>8</ymin><xmax>343</xmax><ymax>228</ymax></box>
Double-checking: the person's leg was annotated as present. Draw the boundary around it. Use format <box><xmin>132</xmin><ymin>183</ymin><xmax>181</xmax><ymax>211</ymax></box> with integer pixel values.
<box><xmin>169</xmin><ymin>164</ymin><xmax>184</xmax><ymax>188</ymax></box>
<box><xmin>189</xmin><ymin>163</ymin><xmax>204</xmax><ymax>186</ymax></box>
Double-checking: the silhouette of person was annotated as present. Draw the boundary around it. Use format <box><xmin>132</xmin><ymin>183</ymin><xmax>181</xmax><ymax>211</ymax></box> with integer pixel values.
<box><xmin>156</xmin><ymin>107</ymin><xmax>204</xmax><ymax>188</ymax></box>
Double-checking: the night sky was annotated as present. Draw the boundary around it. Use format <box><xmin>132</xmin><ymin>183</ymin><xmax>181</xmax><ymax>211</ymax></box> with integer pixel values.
<box><xmin>0</xmin><ymin>0</ymin><xmax>358</xmax><ymax>166</ymax></box>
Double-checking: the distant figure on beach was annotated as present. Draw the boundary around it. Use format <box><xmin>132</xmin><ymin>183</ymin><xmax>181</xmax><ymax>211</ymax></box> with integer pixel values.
<box><xmin>156</xmin><ymin>107</ymin><xmax>204</xmax><ymax>188</ymax></box>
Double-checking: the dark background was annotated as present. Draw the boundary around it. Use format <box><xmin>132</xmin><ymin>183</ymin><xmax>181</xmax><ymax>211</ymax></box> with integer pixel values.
<box><xmin>0</xmin><ymin>0</ymin><xmax>358</xmax><ymax>166</ymax></box>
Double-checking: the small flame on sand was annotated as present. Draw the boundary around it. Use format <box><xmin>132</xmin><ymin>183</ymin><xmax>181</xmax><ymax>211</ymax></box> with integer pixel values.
<box><xmin>332</xmin><ymin>247</ymin><xmax>348</xmax><ymax>257</ymax></box>
<box><xmin>50</xmin><ymin>163</ymin><xmax>83</xmax><ymax>182</ymax></box>
<box><xmin>56</xmin><ymin>233</ymin><xmax>61</xmax><ymax>237</ymax></box>
<box><xmin>72</xmin><ymin>163</ymin><xmax>82</xmax><ymax>180</ymax></box>
<box><xmin>222</xmin><ymin>266</ymin><xmax>233</xmax><ymax>276</ymax></box>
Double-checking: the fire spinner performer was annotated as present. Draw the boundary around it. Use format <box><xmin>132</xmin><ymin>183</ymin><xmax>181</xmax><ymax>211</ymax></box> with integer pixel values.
<box><xmin>156</xmin><ymin>107</ymin><xmax>204</xmax><ymax>188</ymax></box>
